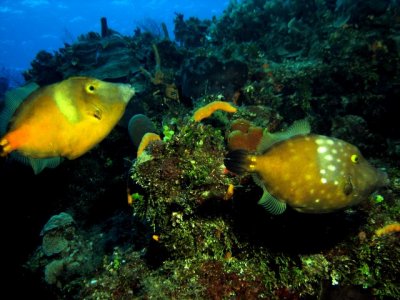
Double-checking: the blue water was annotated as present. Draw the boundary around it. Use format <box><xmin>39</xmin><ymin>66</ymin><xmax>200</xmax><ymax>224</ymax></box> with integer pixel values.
<box><xmin>0</xmin><ymin>0</ymin><xmax>228</xmax><ymax>70</ymax></box>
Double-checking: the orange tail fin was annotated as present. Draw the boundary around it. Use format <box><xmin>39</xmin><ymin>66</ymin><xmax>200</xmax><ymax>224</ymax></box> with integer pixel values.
<box><xmin>224</xmin><ymin>149</ymin><xmax>250</xmax><ymax>175</ymax></box>
<box><xmin>0</xmin><ymin>133</ymin><xmax>19</xmax><ymax>157</ymax></box>
<box><xmin>0</xmin><ymin>137</ymin><xmax>12</xmax><ymax>157</ymax></box>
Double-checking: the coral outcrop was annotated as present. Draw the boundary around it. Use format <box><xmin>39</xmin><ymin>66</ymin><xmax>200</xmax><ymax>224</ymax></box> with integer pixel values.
<box><xmin>5</xmin><ymin>1</ymin><xmax>399</xmax><ymax>299</ymax></box>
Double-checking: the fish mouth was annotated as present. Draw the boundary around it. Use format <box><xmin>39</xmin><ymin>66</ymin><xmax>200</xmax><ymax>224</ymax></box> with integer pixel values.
<box><xmin>120</xmin><ymin>83</ymin><xmax>135</xmax><ymax>103</ymax></box>
<box><xmin>378</xmin><ymin>170</ymin><xmax>390</xmax><ymax>187</ymax></box>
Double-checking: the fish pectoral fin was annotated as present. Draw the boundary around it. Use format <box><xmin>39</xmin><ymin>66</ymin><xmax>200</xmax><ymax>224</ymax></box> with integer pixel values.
<box><xmin>258</xmin><ymin>187</ymin><xmax>287</xmax><ymax>215</ymax></box>
<box><xmin>342</xmin><ymin>175</ymin><xmax>354</xmax><ymax>196</ymax></box>
<box><xmin>10</xmin><ymin>153</ymin><xmax>63</xmax><ymax>174</ymax></box>
<box><xmin>92</xmin><ymin>107</ymin><xmax>103</xmax><ymax>120</ymax></box>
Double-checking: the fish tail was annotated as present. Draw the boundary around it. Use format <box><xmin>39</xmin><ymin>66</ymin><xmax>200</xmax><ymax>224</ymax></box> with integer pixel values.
<box><xmin>0</xmin><ymin>136</ymin><xmax>12</xmax><ymax>157</ymax></box>
<box><xmin>224</xmin><ymin>149</ymin><xmax>251</xmax><ymax>175</ymax></box>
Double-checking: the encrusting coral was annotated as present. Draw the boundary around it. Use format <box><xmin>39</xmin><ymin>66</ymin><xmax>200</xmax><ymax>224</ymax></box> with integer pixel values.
<box><xmin>137</xmin><ymin>132</ymin><xmax>161</xmax><ymax>157</ymax></box>
<box><xmin>226</xmin><ymin>118</ymin><xmax>263</xmax><ymax>151</ymax></box>
<box><xmin>192</xmin><ymin>101</ymin><xmax>237</xmax><ymax>122</ymax></box>
<box><xmin>374</xmin><ymin>223</ymin><xmax>400</xmax><ymax>237</ymax></box>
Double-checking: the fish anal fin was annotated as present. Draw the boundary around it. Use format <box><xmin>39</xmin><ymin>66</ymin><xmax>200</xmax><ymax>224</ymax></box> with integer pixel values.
<box><xmin>10</xmin><ymin>152</ymin><xmax>63</xmax><ymax>174</ymax></box>
<box><xmin>252</xmin><ymin>173</ymin><xmax>264</xmax><ymax>189</ymax></box>
<box><xmin>258</xmin><ymin>187</ymin><xmax>287</xmax><ymax>215</ymax></box>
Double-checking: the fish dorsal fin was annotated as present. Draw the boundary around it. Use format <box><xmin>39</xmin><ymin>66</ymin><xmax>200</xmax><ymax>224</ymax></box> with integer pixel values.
<box><xmin>4</xmin><ymin>82</ymin><xmax>39</xmax><ymax>114</ymax></box>
<box><xmin>257</xmin><ymin>119</ymin><xmax>311</xmax><ymax>153</ymax></box>
<box><xmin>0</xmin><ymin>82</ymin><xmax>39</xmax><ymax>134</ymax></box>
<box><xmin>252</xmin><ymin>174</ymin><xmax>286</xmax><ymax>214</ymax></box>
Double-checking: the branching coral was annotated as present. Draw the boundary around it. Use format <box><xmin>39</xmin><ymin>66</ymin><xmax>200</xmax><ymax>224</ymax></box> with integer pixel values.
<box><xmin>140</xmin><ymin>43</ymin><xmax>180</xmax><ymax>101</ymax></box>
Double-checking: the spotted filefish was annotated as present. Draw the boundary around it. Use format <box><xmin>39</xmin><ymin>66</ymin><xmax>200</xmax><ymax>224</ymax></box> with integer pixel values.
<box><xmin>224</xmin><ymin>120</ymin><xmax>388</xmax><ymax>214</ymax></box>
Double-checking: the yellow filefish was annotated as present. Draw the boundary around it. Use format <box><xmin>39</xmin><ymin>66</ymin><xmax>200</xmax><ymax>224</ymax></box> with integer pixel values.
<box><xmin>0</xmin><ymin>77</ymin><xmax>134</xmax><ymax>171</ymax></box>
<box><xmin>224</xmin><ymin>120</ymin><xmax>388</xmax><ymax>214</ymax></box>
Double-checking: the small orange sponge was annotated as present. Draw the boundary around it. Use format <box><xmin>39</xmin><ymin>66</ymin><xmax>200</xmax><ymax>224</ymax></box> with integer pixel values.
<box><xmin>193</xmin><ymin>101</ymin><xmax>237</xmax><ymax>122</ymax></box>
<box><xmin>137</xmin><ymin>132</ymin><xmax>161</xmax><ymax>157</ymax></box>
<box><xmin>374</xmin><ymin>223</ymin><xmax>400</xmax><ymax>237</ymax></box>
<box><xmin>227</xmin><ymin>119</ymin><xmax>263</xmax><ymax>151</ymax></box>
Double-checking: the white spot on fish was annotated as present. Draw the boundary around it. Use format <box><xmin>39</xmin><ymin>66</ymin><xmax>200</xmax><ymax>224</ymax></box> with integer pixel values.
<box><xmin>334</xmin><ymin>180</ymin><xmax>339</xmax><ymax>185</ymax></box>
<box><xmin>315</xmin><ymin>199</ymin><xmax>320</xmax><ymax>203</ymax></box>
<box><xmin>316</xmin><ymin>139</ymin><xmax>325</xmax><ymax>145</ymax></box>
<box><xmin>318</xmin><ymin>146</ymin><xmax>328</xmax><ymax>153</ymax></box>
<box><xmin>324</xmin><ymin>154</ymin><xmax>333</xmax><ymax>161</ymax></box>
<box><xmin>320</xmin><ymin>169</ymin><xmax>326</xmax><ymax>175</ymax></box>
<box><xmin>332</xmin><ymin>149</ymin><xmax>338</xmax><ymax>154</ymax></box>
<box><xmin>321</xmin><ymin>178</ymin><xmax>327</xmax><ymax>184</ymax></box>
<box><xmin>328</xmin><ymin>165</ymin><xmax>336</xmax><ymax>171</ymax></box>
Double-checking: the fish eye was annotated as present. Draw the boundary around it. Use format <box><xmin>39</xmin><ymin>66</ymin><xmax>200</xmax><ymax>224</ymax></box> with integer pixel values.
<box><xmin>86</xmin><ymin>85</ymin><xmax>96</xmax><ymax>93</ymax></box>
<box><xmin>351</xmin><ymin>154</ymin><xmax>359</xmax><ymax>164</ymax></box>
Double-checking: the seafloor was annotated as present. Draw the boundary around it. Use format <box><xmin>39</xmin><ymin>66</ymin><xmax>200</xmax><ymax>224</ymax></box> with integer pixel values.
<box><xmin>1</xmin><ymin>1</ymin><xmax>399</xmax><ymax>299</ymax></box>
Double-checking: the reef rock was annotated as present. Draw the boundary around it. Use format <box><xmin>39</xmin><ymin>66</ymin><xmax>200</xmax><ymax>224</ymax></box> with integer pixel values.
<box><xmin>64</xmin><ymin>35</ymin><xmax>141</xmax><ymax>80</ymax></box>
<box><xmin>181</xmin><ymin>56</ymin><xmax>248</xmax><ymax>100</ymax></box>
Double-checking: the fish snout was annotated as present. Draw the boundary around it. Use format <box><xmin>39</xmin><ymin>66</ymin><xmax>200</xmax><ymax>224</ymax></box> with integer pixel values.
<box><xmin>120</xmin><ymin>84</ymin><xmax>135</xmax><ymax>103</ymax></box>
<box><xmin>377</xmin><ymin>169</ymin><xmax>390</xmax><ymax>187</ymax></box>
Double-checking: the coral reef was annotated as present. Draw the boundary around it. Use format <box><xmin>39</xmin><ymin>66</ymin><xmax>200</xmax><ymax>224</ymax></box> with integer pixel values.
<box><xmin>27</xmin><ymin>212</ymin><xmax>97</xmax><ymax>287</ymax></box>
<box><xmin>4</xmin><ymin>1</ymin><xmax>399</xmax><ymax>299</ymax></box>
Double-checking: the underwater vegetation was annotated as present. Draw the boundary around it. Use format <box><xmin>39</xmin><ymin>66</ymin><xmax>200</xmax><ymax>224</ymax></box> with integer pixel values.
<box><xmin>2</xmin><ymin>0</ymin><xmax>400</xmax><ymax>299</ymax></box>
